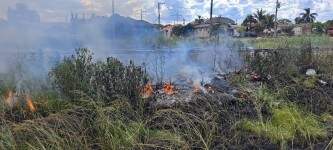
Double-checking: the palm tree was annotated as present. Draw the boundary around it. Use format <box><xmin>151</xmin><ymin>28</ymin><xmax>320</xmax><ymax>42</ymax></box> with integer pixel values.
<box><xmin>264</xmin><ymin>14</ymin><xmax>275</xmax><ymax>29</ymax></box>
<box><xmin>253</xmin><ymin>9</ymin><xmax>268</xmax><ymax>32</ymax></box>
<box><xmin>195</xmin><ymin>15</ymin><xmax>204</xmax><ymax>24</ymax></box>
<box><xmin>299</xmin><ymin>8</ymin><xmax>317</xmax><ymax>23</ymax></box>
<box><xmin>295</xmin><ymin>17</ymin><xmax>302</xmax><ymax>24</ymax></box>
<box><xmin>254</xmin><ymin>9</ymin><xmax>266</xmax><ymax>23</ymax></box>
<box><xmin>242</xmin><ymin>15</ymin><xmax>257</xmax><ymax>31</ymax></box>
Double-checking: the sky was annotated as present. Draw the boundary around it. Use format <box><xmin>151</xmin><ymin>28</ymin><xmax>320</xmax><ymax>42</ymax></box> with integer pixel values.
<box><xmin>0</xmin><ymin>0</ymin><xmax>332</xmax><ymax>24</ymax></box>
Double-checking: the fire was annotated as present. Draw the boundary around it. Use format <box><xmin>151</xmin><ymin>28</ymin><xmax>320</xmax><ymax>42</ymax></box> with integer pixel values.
<box><xmin>25</xmin><ymin>95</ymin><xmax>36</xmax><ymax>112</ymax></box>
<box><xmin>193</xmin><ymin>83</ymin><xmax>201</xmax><ymax>94</ymax></box>
<box><xmin>142</xmin><ymin>82</ymin><xmax>154</xmax><ymax>98</ymax></box>
<box><xmin>2</xmin><ymin>90</ymin><xmax>36</xmax><ymax>112</ymax></box>
<box><xmin>4</xmin><ymin>90</ymin><xmax>17</xmax><ymax>108</ymax></box>
<box><xmin>163</xmin><ymin>82</ymin><xmax>175</xmax><ymax>95</ymax></box>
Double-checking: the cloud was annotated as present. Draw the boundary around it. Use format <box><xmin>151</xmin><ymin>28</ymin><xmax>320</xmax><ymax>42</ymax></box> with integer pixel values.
<box><xmin>0</xmin><ymin>0</ymin><xmax>332</xmax><ymax>23</ymax></box>
<box><xmin>80</xmin><ymin>0</ymin><xmax>94</xmax><ymax>10</ymax></box>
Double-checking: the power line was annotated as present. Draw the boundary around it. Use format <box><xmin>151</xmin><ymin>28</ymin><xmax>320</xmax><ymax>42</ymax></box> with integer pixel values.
<box><xmin>135</xmin><ymin>9</ymin><xmax>147</xmax><ymax>21</ymax></box>
<box><xmin>171</xmin><ymin>8</ymin><xmax>182</xmax><ymax>24</ymax></box>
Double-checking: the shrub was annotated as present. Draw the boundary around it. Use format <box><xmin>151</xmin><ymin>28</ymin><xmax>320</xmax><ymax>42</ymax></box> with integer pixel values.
<box><xmin>92</xmin><ymin>58</ymin><xmax>148</xmax><ymax>106</ymax></box>
<box><xmin>50</xmin><ymin>48</ymin><xmax>148</xmax><ymax>107</ymax></box>
<box><xmin>50</xmin><ymin>48</ymin><xmax>94</xmax><ymax>100</ymax></box>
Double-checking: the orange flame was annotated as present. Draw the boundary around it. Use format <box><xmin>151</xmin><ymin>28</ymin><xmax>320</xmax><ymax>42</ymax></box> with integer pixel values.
<box><xmin>25</xmin><ymin>95</ymin><xmax>36</xmax><ymax>112</ymax></box>
<box><xmin>4</xmin><ymin>90</ymin><xmax>14</xmax><ymax>106</ymax></box>
<box><xmin>193</xmin><ymin>83</ymin><xmax>201</xmax><ymax>94</ymax></box>
<box><xmin>142</xmin><ymin>82</ymin><xmax>154</xmax><ymax>98</ymax></box>
<box><xmin>163</xmin><ymin>82</ymin><xmax>175</xmax><ymax>95</ymax></box>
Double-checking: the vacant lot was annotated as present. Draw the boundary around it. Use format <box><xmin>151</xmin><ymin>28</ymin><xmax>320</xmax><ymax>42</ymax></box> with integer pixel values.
<box><xmin>1</xmin><ymin>36</ymin><xmax>332</xmax><ymax>150</ymax></box>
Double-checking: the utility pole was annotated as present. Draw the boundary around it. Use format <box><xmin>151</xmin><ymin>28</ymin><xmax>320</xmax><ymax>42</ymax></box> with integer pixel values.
<box><xmin>158</xmin><ymin>2</ymin><xmax>165</xmax><ymax>25</ymax></box>
<box><xmin>210</xmin><ymin>0</ymin><xmax>213</xmax><ymax>25</ymax></box>
<box><xmin>140</xmin><ymin>9</ymin><xmax>145</xmax><ymax>21</ymax></box>
<box><xmin>274</xmin><ymin>0</ymin><xmax>280</xmax><ymax>37</ymax></box>
<box><xmin>175</xmin><ymin>10</ymin><xmax>180</xmax><ymax>24</ymax></box>
<box><xmin>112</xmin><ymin>0</ymin><xmax>115</xmax><ymax>15</ymax></box>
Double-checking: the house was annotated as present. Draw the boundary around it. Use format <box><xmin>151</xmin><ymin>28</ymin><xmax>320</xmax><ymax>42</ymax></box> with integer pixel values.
<box><xmin>161</xmin><ymin>24</ymin><xmax>175</xmax><ymax>38</ymax></box>
<box><xmin>293</xmin><ymin>24</ymin><xmax>312</xmax><ymax>36</ymax></box>
<box><xmin>328</xmin><ymin>27</ymin><xmax>333</xmax><ymax>36</ymax></box>
<box><xmin>192</xmin><ymin>23</ymin><xmax>211</xmax><ymax>38</ymax></box>
<box><xmin>276</xmin><ymin>22</ymin><xmax>294</xmax><ymax>36</ymax></box>
<box><xmin>190</xmin><ymin>16</ymin><xmax>236</xmax><ymax>38</ymax></box>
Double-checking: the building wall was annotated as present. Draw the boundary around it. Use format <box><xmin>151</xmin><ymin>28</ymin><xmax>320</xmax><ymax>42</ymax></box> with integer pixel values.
<box><xmin>293</xmin><ymin>24</ymin><xmax>312</xmax><ymax>36</ymax></box>
<box><xmin>194</xmin><ymin>28</ymin><xmax>210</xmax><ymax>38</ymax></box>
<box><xmin>293</xmin><ymin>27</ymin><xmax>303</xmax><ymax>36</ymax></box>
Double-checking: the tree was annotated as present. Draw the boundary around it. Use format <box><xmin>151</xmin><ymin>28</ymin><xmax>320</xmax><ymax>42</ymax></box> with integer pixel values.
<box><xmin>312</xmin><ymin>22</ymin><xmax>325</xmax><ymax>34</ymax></box>
<box><xmin>253</xmin><ymin>9</ymin><xmax>267</xmax><ymax>32</ymax></box>
<box><xmin>242</xmin><ymin>15</ymin><xmax>257</xmax><ymax>31</ymax></box>
<box><xmin>325</xmin><ymin>20</ymin><xmax>333</xmax><ymax>27</ymax></box>
<box><xmin>172</xmin><ymin>24</ymin><xmax>194</xmax><ymax>37</ymax></box>
<box><xmin>195</xmin><ymin>15</ymin><xmax>204</xmax><ymax>24</ymax></box>
<box><xmin>264</xmin><ymin>14</ymin><xmax>275</xmax><ymax>29</ymax></box>
<box><xmin>254</xmin><ymin>9</ymin><xmax>266</xmax><ymax>23</ymax></box>
<box><xmin>295</xmin><ymin>17</ymin><xmax>301</xmax><ymax>24</ymax></box>
<box><xmin>325</xmin><ymin>20</ymin><xmax>333</xmax><ymax>29</ymax></box>
<box><xmin>297</xmin><ymin>8</ymin><xmax>317</xmax><ymax>24</ymax></box>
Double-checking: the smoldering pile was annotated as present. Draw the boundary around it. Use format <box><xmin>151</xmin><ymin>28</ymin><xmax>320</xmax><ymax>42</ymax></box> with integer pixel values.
<box><xmin>141</xmin><ymin>74</ymin><xmax>238</xmax><ymax>108</ymax></box>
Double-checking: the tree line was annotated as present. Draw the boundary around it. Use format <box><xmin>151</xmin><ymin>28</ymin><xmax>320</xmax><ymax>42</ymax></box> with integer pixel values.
<box><xmin>242</xmin><ymin>8</ymin><xmax>333</xmax><ymax>34</ymax></box>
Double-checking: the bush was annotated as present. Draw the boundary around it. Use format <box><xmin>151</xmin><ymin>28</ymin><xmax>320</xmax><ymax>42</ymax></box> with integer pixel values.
<box><xmin>50</xmin><ymin>48</ymin><xmax>148</xmax><ymax>107</ymax></box>
<box><xmin>50</xmin><ymin>48</ymin><xmax>94</xmax><ymax>100</ymax></box>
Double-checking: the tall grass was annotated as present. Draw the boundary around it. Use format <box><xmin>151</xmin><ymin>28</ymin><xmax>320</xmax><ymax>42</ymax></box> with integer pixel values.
<box><xmin>243</xmin><ymin>35</ymin><xmax>333</xmax><ymax>49</ymax></box>
<box><xmin>242</xmin><ymin>104</ymin><xmax>327</xmax><ymax>148</ymax></box>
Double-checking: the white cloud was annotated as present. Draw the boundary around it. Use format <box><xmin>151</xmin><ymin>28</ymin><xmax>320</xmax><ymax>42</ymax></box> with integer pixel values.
<box><xmin>0</xmin><ymin>0</ymin><xmax>332</xmax><ymax>23</ymax></box>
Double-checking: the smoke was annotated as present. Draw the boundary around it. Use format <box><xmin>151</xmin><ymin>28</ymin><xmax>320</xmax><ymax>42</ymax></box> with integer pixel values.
<box><xmin>0</xmin><ymin>3</ymin><xmax>245</xmax><ymax>92</ymax></box>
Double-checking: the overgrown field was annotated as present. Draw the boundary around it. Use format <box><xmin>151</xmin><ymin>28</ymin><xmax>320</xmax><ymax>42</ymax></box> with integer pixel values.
<box><xmin>0</xmin><ymin>36</ymin><xmax>333</xmax><ymax>150</ymax></box>
<box><xmin>243</xmin><ymin>35</ymin><xmax>333</xmax><ymax>49</ymax></box>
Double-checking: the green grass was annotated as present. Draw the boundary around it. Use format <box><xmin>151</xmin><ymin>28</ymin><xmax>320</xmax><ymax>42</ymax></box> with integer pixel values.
<box><xmin>0</xmin><ymin>125</ymin><xmax>16</xmax><ymax>150</ymax></box>
<box><xmin>242</xmin><ymin>104</ymin><xmax>327</xmax><ymax>145</ymax></box>
<box><xmin>242</xmin><ymin>35</ymin><xmax>333</xmax><ymax>49</ymax></box>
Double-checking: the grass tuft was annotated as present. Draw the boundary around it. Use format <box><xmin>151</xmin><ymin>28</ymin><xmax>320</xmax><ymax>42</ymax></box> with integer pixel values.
<box><xmin>242</xmin><ymin>104</ymin><xmax>327</xmax><ymax>145</ymax></box>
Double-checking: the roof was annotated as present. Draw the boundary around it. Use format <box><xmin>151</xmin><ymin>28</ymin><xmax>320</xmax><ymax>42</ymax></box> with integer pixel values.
<box><xmin>206</xmin><ymin>16</ymin><xmax>235</xmax><ymax>25</ymax></box>
<box><xmin>190</xmin><ymin>16</ymin><xmax>235</xmax><ymax>26</ymax></box>
<box><xmin>161</xmin><ymin>24</ymin><xmax>176</xmax><ymax>30</ymax></box>
<box><xmin>193</xmin><ymin>24</ymin><xmax>211</xmax><ymax>28</ymax></box>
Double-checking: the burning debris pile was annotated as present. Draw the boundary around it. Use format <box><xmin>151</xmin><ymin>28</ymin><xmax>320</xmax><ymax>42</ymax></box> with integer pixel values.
<box><xmin>140</xmin><ymin>74</ymin><xmax>236</xmax><ymax>108</ymax></box>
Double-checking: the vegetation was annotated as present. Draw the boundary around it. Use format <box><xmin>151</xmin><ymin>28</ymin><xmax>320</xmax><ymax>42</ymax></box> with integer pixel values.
<box><xmin>243</xmin><ymin>105</ymin><xmax>326</xmax><ymax>143</ymax></box>
<box><xmin>1</xmin><ymin>35</ymin><xmax>333</xmax><ymax>149</ymax></box>
<box><xmin>241</xmin><ymin>9</ymin><xmax>276</xmax><ymax>34</ymax></box>
<box><xmin>243</xmin><ymin>35</ymin><xmax>333</xmax><ymax>49</ymax></box>
<box><xmin>171</xmin><ymin>24</ymin><xmax>194</xmax><ymax>37</ymax></box>
<box><xmin>295</xmin><ymin>8</ymin><xmax>318</xmax><ymax>24</ymax></box>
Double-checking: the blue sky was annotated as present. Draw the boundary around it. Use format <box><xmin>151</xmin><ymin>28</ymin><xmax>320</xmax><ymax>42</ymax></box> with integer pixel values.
<box><xmin>0</xmin><ymin>0</ymin><xmax>332</xmax><ymax>24</ymax></box>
